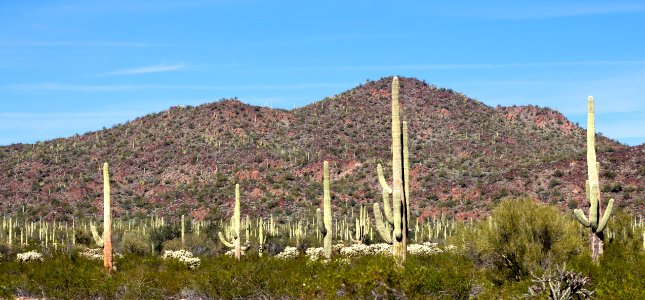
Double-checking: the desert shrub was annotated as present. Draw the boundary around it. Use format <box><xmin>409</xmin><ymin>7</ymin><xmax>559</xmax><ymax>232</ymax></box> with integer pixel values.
<box><xmin>602</xmin><ymin>208</ymin><xmax>643</xmax><ymax>252</ymax></box>
<box><xmin>567</xmin><ymin>209</ymin><xmax>645</xmax><ymax>299</ymax></box>
<box><xmin>149</xmin><ymin>224</ymin><xmax>181</xmax><ymax>253</ymax></box>
<box><xmin>0</xmin><ymin>243</ymin><xmax>16</xmax><ymax>262</ymax></box>
<box><xmin>188</xmin><ymin>234</ymin><xmax>227</xmax><ymax>256</ymax></box>
<box><xmin>74</xmin><ymin>229</ymin><xmax>94</xmax><ymax>247</ymax></box>
<box><xmin>120</xmin><ymin>231</ymin><xmax>150</xmax><ymax>256</ymax></box>
<box><xmin>263</xmin><ymin>236</ymin><xmax>287</xmax><ymax>256</ymax></box>
<box><xmin>452</xmin><ymin>198</ymin><xmax>584</xmax><ymax>283</ymax></box>
<box><xmin>295</xmin><ymin>234</ymin><xmax>319</xmax><ymax>252</ymax></box>
<box><xmin>162</xmin><ymin>238</ymin><xmax>184</xmax><ymax>251</ymax></box>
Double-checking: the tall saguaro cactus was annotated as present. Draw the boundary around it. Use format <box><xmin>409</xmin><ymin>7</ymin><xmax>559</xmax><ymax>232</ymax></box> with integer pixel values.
<box><xmin>573</xmin><ymin>96</ymin><xmax>615</xmax><ymax>261</ymax></box>
<box><xmin>218</xmin><ymin>184</ymin><xmax>246</xmax><ymax>261</ymax></box>
<box><xmin>103</xmin><ymin>162</ymin><xmax>113</xmax><ymax>272</ymax></box>
<box><xmin>316</xmin><ymin>161</ymin><xmax>333</xmax><ymax>259</ymax></box>
<box><xmin>373</xmin><ymin>76</ymin><xmax>410</xmax><ymax>262</ymax></box>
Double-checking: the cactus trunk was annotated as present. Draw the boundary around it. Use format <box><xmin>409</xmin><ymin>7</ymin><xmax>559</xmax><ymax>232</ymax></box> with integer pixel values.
<box><xmin>315</xmin><ymin>161</ymin><xmax>333</xmax><ymax>259</ymax></box>
<box><xmin>103</xmin><ymin>163</ymin><xmax>113</xmax><ymax>272</ymax></box>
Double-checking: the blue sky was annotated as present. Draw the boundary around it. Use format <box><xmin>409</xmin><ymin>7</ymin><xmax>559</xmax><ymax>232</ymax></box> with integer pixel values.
<box><xmin>1</xmin><ymin>0</ymin><xmax>644</xmax><ymax>146</ymax></box>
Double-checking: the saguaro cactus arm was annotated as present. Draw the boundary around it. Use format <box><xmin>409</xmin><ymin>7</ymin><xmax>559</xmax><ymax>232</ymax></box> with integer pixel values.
<box><xmin>403</xmin><ymin>121</ymin><xmax>410</xmax><ymax>223</ymax></box>
<box><xmin>574</xmin><ymin>209</ymin><xmax>590</xmax><ymax>227</ymax></box>
<box><xmin>316</xmin><ymin>208</ymin><xmax>326</xmax><ymax>235</ymax></box>
<box><xmin>90</xmin><ymin>223</ymin><xmax>104</xmax><ymax>247</ymax></box>
<box><xmin>374</xmin><ymin>203</ymin><xmax>392</xmax><ymax>243</ymax></box>
<box><xmin>218</xmin><ymin>232</ymin><xmax>235</xmax><ymax>248</ymax></box>
<box><xmin>597</xmin><ymin>198</ymin><xmax>614</xmax><ymax>232</ymax></box>
<box><xmin>377</xmin><ymin>164</ymin><xmax>393</xmax><ymax>194</ymax></box>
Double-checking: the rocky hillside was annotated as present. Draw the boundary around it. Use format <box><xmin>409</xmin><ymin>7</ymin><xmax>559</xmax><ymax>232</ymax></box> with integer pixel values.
<box><xmin>0</xmin><ymin>77</ymin><xmax>642</xmax><ymax>221</ymax></box>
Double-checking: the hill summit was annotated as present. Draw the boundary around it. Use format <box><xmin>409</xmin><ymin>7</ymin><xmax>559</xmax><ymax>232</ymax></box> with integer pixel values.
<box><xmin>0</xmin><ymin>77</ymin><xmax>642</xmax><ymax>220</ymax></box>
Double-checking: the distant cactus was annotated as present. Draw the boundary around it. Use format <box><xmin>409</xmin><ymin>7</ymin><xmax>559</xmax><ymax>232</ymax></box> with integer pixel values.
<box><xmin>316</xmin><ymin>161</ymin><xmax>333</xmax><ymax>260</ymax></box>
<box><xmin>181</xmin><ymin>214</ymin><xmax>185</xmax><ymax>247</ymax></box>
<box><xmin>218</xmin><ymin>184</ymin><xmax>247</xmax><ymax>261</ymax></box>
<box><xmin>572</xmin><ymin>96</ymin><xmax>615</xmax><ymax>261</ymax></box>
<box><xmin>258</xmin><ymin>218</ymin><xmax>267</xmax><ymax>257</ymax></box>
<box><xmin>373</xmin><ymin>77</ymin><xmax>411</xmax><ymax>262</ymax></box>
<box><xmin>354</xmin><ymin>205</ymin><xmax>369</xmax><ymax>243</ymax></box>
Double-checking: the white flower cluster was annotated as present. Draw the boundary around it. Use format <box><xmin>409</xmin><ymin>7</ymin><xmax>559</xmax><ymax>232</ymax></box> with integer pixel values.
<box><xmin>17</xmin><ymin>251</ymin><xmax>43</xmax><ymax>262</ymax></box>
<box><xmin>275</xmin><ymin>246</ymin><xmax>299</xmax><ymax>259</ymax></box>
<box><xmin>78</xmin><ymin>248</ymin><xmax>124</xmax><ymax>260</ymax></box>
<box><xmin>305</xmin><ymin>247</ymin><xmax>324</xmax><ymax>261</ymax></box>
<box><xmin>162</xmin><ymin>249</ymin><xmax>201</xmax><ymax>269</ymax></box>
<box><xmin>80</xmin><ymin>248</ymin><xmax>103</xmax><ymax>260</ymax></box>
<box><xmin>444</xmin><ymin>244</ymin><xmax>457</xmax><ymax>252</ymax></box>
<box><xmin>407</xmin><ymin>242</ymin><xmax>443</xmax><ymax>256</ymax></box>
<box><xmin>339</xmin><ymin>243</ymin><xmax>392</xmax><ymax>257</ymax></box>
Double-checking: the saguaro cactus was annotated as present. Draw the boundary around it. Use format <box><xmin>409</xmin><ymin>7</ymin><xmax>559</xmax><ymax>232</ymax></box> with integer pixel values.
<box><xmin>218</xmin><ymin>184</ymin><xmax>246</xmax><ymax>261</ymax></box>
<box><xmin>573</xmin><ymin>96</ymin><xmax>615</xmax><ymax>261</ymax></box>
<box><xmin>316</xmin><ymin>161</ymin><xmax>333</xmax><ymax>259</ymax></box>
<box><xmin>373</xmin><ymin>76</ymin><xmax>410</xmax><ymax>262</ymax></box>
<box><xmin>181</xmin><ymin>214</ymin><xmax>185</xmax><ymax>247</ymax></box>
<box><xmin>102</xmin><ymin>162</ymin><xmax>113</xmax><ymax>272</ymax></box>
<box><xmin>258</xmin><ymin>218</ymin><xmax>267</xmax><ymax>257</ymax></box>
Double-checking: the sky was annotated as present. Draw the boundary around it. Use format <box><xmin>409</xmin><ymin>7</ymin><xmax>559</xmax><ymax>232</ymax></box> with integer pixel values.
<box><xmin>1</xmin><ymin>0</ymin><xmax>644</xmax><ymax>146</ymax></box>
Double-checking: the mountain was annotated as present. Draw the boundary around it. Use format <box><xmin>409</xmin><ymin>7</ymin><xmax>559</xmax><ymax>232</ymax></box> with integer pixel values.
<box><xmin>0</xmin><ymin>77</ymin><xmax>642</xmax><ymax>221</ymax></box>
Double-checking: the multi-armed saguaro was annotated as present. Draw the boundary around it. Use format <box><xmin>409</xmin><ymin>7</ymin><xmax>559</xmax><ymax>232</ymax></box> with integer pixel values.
<box><xmin>573</xmin><ymin>96</ymin><xmax>614</xmax><ymax>261</ymax></box>
<box><xmin>316</xmin><ymin>161</ymin><xmax>333</xmax><ymax>260</ymax></box>
<box><xmin>102</xmin><ymin>163</ymin><xmax>113</xmax><ymax>271</ymax></box>
<box><xmin>373</xmin><ymin>76</ymin><xmax>410</xmax><ymax>262</ymax></box>
<box><xmin>218</xmin><ymin>184</ymin><xmax>247</xmax><ymax>261</ymax></box>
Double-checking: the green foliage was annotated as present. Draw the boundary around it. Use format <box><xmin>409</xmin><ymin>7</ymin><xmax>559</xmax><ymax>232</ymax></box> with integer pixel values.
<box><xmin>0</xmin><ymin>252</ymin><xmax>473</xmax><ymax>299</ymax></box>
<box><xmin>452</xmin><ymin>198</ymin><xmax>584</xmax><ymax>283</ymax></box>
<box><xmin>569</xmin><ymin>232</ymin><xmax>645</xmax><ymax>299</ymax></box>
<box><xmin>120</xmin><ymin>231</ymin><xmax>149</xmax><ymax>256</ymax></box>
<box><xmin>149</xmin><ymin>224</ymin><xmax>181</xmax><ymax>253</ymax></box>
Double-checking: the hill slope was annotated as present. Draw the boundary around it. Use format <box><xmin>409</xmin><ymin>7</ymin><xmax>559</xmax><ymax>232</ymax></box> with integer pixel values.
<box><xmin>0</xmin><ymin>77</ymin><xmax>642</xmax><ymax>221</ymax></box>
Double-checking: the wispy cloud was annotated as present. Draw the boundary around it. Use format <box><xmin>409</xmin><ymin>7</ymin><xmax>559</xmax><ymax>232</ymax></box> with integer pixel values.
<box><xmin>96</xmin><ymin>64</ymin><xmax>186</xmax><ymax>76</ymax></box>
<box><xmin>264</xmin><ymin>60</ymin><xmax>645</xmax><ymax>72</ymax></box>
<box><xmin>2</xmin><ymin>82</ymin><xmax>349</xmax><ymax>93</ymax></box>
<box><xmin>0</xmin><ymin>40</ymin><xmax>170</xmax><ymax>48</ymax></box>
<box><xmin>428</xmin><ymin>1</ymin><xmax>645</xmax><ymax>20</ymax></box>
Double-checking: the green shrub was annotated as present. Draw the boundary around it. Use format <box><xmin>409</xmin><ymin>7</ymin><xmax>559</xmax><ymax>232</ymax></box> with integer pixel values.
<box><xmin>149</xmin><ymin>224</ymin><xmax>181</xmax><ymax>253</ymax></box>
<box><xmin>121</xmin><ymin>231</ymin><xmax>150</xmax><ymax>256</ymax></box>
<box><xmin>452</xmin><ymin>198</ymin><xmax>584</xmax><ymax>283</ymax></box>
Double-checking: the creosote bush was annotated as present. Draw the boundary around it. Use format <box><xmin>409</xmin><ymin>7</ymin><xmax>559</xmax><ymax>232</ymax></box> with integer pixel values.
<box><xmin>452</xmin><ymin>197</ymin><xmax>584</xmax><ymax>283</ymax></box>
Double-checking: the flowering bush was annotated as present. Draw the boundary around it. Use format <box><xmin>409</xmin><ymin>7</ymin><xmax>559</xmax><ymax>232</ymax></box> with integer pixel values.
<box><xmin>339</xmin><ymin>243</ymin><xmax>391</xmax><ymax>257</ymax></box>
<box><xmin>80</xmin><ymin>248</ymin><xmax>103</xmax><ymax>260</ymax></box>
<box><xmin>407</xmin><ymin>242</ymin><xmax>443</xmax><ymax>256</ymax></box>
<box><xmin>79</xmin><ymin>248</ymin><xmax>123</xmax><ymax>261</ymax></box>
<box><xmin>17</xmin><ymin>251</ymin><xmax>43</xmax><ymax>262</ymax></box>
<box><xmin>305</xmin><ymin>247</ymin><xmax>324</xmax><ymax>261</ymax></box>
<box><xmin>275</xmin><ymin>246</ymin><xmax>299</xmax><ymax>259</ymax></box>
<box><xmin>162</xmin><ymin>249</ymin><xmax>201</xmax><ymax>269</ymax></box>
